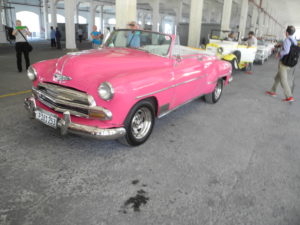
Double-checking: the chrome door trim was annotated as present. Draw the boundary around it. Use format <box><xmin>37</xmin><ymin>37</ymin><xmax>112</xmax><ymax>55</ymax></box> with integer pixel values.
<box><xmin>136</xmin><ymin>74</ymin><xmax>208</xmax><ymax>99</ymax></box>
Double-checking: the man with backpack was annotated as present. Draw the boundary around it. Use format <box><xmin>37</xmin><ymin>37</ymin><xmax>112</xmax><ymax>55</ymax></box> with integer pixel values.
<box><xmin>266</xmin><ymin>26</ymin><xmax>299</xmax><ymax>102</ymax></box>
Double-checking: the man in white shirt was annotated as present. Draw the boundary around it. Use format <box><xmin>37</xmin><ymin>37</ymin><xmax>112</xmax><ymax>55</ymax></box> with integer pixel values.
<box><xmin>245</xmin><ymin>31</ymin><xmax>257</xmax><ymax>74</ymax></box>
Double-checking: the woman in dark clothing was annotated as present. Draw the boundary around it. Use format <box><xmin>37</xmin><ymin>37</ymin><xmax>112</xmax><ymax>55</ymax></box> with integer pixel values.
<box><xmin>12</xmin><ymin>20</ymin><xmax>31</xmax><ymax>72</ymax></box>
<box><xmin>55</xmin><ymin>27</ymin><xmax>62</xmax><ymax>49</ymax></box>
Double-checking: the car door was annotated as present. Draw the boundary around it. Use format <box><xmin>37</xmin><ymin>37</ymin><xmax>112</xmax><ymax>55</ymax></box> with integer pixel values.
<box><xmin>171</xmin><ymin>55</ymin><xmax>207</xmax><ymax>108</ymax></box>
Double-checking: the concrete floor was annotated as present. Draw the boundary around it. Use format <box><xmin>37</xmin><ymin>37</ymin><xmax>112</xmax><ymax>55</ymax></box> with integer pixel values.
<box><xmin>0</xmin><ymin>42</ymin><xmax>300</xmax><ymax>225</ymax></box>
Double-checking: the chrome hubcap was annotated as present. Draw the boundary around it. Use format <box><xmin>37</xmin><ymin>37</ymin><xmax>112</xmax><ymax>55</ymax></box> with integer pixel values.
<box><xmin>214</xmin><ymin>81</ymin><xmax>222</xmax><ymax>100</ymax></box>
<box><xmin>131</xmin><ymin>107</ymin><xmax>152</xmax><ymax>140</ymax></box>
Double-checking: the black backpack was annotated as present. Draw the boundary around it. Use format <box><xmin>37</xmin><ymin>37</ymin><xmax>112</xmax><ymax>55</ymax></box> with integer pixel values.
<box><xmin>281</xmin><ymin>38</ymin><xmax>300</xmax><ymax>67</ymax></box>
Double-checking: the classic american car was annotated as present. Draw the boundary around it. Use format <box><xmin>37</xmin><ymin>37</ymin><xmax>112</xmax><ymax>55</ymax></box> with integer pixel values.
<box><xmin>255</xmin><ymin>40</ymin><xmax>269</xmax><ymax>65</ymax></box>
<box><xmin>206</xmin><ymin>30</ymin><xmax>257</xmax><ymax>70</ymax></box>
<box><xmin>24</xmin><ymin>29</ymin><xmax>232</xmax><ymax>146</ymax></box>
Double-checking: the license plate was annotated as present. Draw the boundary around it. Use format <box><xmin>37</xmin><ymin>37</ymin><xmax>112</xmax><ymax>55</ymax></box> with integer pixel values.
<box><xmin>35</xmin><ymin>110</ymin><xmax>58</xmax><ymax>128</ymax></box>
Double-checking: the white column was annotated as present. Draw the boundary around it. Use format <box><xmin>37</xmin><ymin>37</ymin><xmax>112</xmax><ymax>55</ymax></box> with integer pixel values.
<box><xmin>0</xmin><ymin>0</ymin><xmax>8</xmax><ymax>43</ymax></box>
<box><xmin>49</xmin><ymin>0</ymin><xmax>57</xmax><ymax>28</ymax></box>
<box><xmin>175</xmin><ymin>0</ymin><xmax>182</xmax><ymax>26</ymax></box>
<box><xmin>88</xmin><ymin>1</ymin><xmax>96</xmax><ymax>40</ymax></box>
<box><xmin>42</xmin><ymin>0</ymin><xmax>49</xmax><ymax>39</ymax></box>
<box><xmin>64</xmin><ymin>0</ymin><xmax>76</xmax><ymax>49</ymax></box>
<box><xmin>116</xmin><ymin>0</ymin><xmax>137</xmax><ymax>29</ymax></box>
<box><xmin>100</xmin><ymin>5</ymin><xmax>104</xmax><ymax>33</ymax></box>
<box><xmin>150</xmin><ymin>0</ymin><xmax>159</xmax><ymax>32</ymax></box>
<box><xmin>258</xmin><ymin>10</ymin><xmax>264</xmax><ymax>37</ymax></box>
<box><xmin>221</xmin><ymin>0</ymin><xmax>233</xmax><ymax>30</ymax></box>
<box><xmin>188</xmin><ymin>0</ymin><xmax>204</xmax><ymax>48</ymax></box>
<box><xmin>75</xmin><ymin>2</ymin><xmax>79</xmax><ymax>24</ymax></box>
<box><xmin>238</xmin><ymin>0</ymin><xmax>248</xmax><ymax>39</ymax></box>
<box><xmin>251</xmin><ymin>6</ymin><xmax>258</xmax><ymax>32</ymax></box>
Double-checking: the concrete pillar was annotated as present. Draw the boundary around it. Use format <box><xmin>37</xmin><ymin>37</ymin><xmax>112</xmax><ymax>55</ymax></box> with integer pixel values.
<box><xmin>221</xmin><ymin>0</ymin><xmax>233</xmax><ymax>30</ymax></box>
<box><xmin>42</xmin><ymin>0</ymin><xmax>49</xmax><ymax>39</ymax></box>
<box><xmin>116</xmin><ymin>0</ymin><xmax>137</xmax><ymax>29</ymax></box>
<box><xmin>0</xmin><ymin>0</ymin><xmax>8</xmax><ymax>43</ymax></box>
<box><xmin>238</xmin><ymin>0</ymin><xmax>248</xmax><ymax>39</ymax></box>
<box><xmin>258</xmin><ymin>10</ymin><xmax>264</xmax><ymax>37</ymax></box>
<box><xmin>251</xmin><ymin>6</ymin><xmax>258</xmax><ymax>32</ymax></box>
<box><xmin>175</xmin><ymin>0</ymin><xmax>182</xmax><ymax>26</ymax></box>
<box><xmin>100</xmin><ymin>5</ymin><xmax>104</xmax><ymax>33</ymax></box>
<box><xmin>75</xmin><ymin>2</ymin><xmax>80</xmax><ymax>24</ymax></box>
<box><xmin>64</xmin><ymin>0</ymin><xmax>76</xmax><ymax>49</ymax></box>
<box><xmin>187</xmin><ymin>0</ymin><xmax>204</xmax><ymax>48</ymax></box>
<box><xmin>88</xmin><ymin>1</ymin><xmax>96</xmax><ymax>40</ymax></box>
<box><xmin>160</xmin><ymin>14</ymin><xmax>165</xmax><ymax>33</ymax></box>
<box><xmin>150</xmin><ymin>0</ymin><xmax>159</xmax><ymax>32</ymax></box>
<box><xmin>49</xmin><ymin>0</ymin><xmax>57</xmax><ymax>28</ymax></box>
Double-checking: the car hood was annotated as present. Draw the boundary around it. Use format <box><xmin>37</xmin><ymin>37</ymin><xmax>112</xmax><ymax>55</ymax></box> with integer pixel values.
<box><xmin>35</xmin><ymin>48</ymin><xmax>170</xmax><ymax>92</ymax></box>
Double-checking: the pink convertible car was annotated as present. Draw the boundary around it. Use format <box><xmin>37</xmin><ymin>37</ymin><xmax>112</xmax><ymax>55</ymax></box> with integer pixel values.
<box><xmin>24</xmin><ymin>29</ymin><xmax>232</xmax><ymax>146</ymax></box>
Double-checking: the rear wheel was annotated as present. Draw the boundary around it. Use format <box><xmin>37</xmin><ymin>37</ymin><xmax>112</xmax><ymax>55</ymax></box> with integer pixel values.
<box><xmin>118</xmin><ymin>100</ymin><xmax>155</xmax><ymax>146</ymax></box>
<box><xmin>204</xmin><ymin>79</ymin><xmax>224</xmax><ymax>104</ymax></box>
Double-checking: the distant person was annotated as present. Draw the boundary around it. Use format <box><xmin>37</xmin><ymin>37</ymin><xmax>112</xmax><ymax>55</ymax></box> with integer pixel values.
<box><xmin>90</xmin><ymin>25</ymin><xmax>101</xmax><ymax>49</ymax></box>
<box><xmin>227</xmin><ymin>32</ymin><xmax>236</xmax><ymax>41</ymax></box>
<box><xmin>245</xmin><ymin>31</ymin><xmax>257</xmax><ymax>74</ymax></box>
<box><xmin>50</xmin><ymin>26</ymin><xmax>56</xmax><ymax>47</ymax></box>
<box><xmin>55</xmin><ymin>27</ymin><xmax>61</xmax><ymax>49</ymax></box>
<box><xmin>266</xmin><ymin>26</ymin><xmax>297</xmax><ymax>102</ymax></box>
<box><xmin>12</xmin><ymin>19</ymin><xmax>31</xmax><ymax>72</ymax></box>
<box><xmin>127</xmin><ymin>21</ymin><xmax>140</xmax><ymax>48</ymax></box>
<box><xmin>78</xmin><ymin>27</ymin><xmax>83</xmax><ymax>43</ymax></box>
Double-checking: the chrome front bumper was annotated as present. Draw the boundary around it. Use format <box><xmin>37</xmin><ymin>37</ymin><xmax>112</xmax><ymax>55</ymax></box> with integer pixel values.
<box><xmin>24</xmin><ymin>97</ymin><xmax>126</xmax><ymax>140</ymax></box>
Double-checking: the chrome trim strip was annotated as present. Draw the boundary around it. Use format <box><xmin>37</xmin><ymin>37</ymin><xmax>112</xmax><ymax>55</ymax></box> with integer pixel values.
<box><xmin>136</xmin><ymin>74</ymin><xmax>208</xmax><ymax>99</ymax></box>
<box><xmin>24</xmin><ymin>98</ymin><xmax>125</xmax><ymax>140</ymax></box>
<box><xmin>33</xmin><ymin>87</ymin><xmax>112</xmax><ymax>120</ymax></box>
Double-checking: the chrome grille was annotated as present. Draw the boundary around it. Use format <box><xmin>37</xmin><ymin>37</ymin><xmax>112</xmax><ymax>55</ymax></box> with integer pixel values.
<box><xmin>33</xmin><ymin>83</ymin><xmax>95</xmax><ymax>118</ymax></box>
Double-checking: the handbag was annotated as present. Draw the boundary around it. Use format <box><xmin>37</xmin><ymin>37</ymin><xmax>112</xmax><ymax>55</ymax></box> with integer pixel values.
<box><xmin>18</xmin><ymin>30</ymin><xmax>33</xmax><ymax>52</ymax></box>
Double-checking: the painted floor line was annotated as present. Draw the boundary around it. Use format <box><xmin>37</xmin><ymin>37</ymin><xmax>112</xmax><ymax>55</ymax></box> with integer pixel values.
<box><xmin>0</xmin><ymin>90</ymin><xmax>31</xmax><ymax>99</ymax></box>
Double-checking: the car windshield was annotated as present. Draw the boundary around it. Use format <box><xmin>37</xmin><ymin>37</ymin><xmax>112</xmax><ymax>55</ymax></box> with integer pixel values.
<box><xmin>210</xmin><ymin>30</ymin><xmax>239</xmax><ymax>42</ymax></box>
<box><xmin>104</xmin><ymin>29</ymin><xmax>172</xmax><ymax>57</ymax></box>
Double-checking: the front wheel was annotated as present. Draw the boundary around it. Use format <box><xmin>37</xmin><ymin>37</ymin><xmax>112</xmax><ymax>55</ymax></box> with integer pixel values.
<box><xmin>204</xmin><ymin>79</ymin><xmax>224</xmax><ymax>104</ymax></box>
<box><xmin>119</xmin><ymin>100</ymin><xmax>155</xmax><ymax>146</ymax></box>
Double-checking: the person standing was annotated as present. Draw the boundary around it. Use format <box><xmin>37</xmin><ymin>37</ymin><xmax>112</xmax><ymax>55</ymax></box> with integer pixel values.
<box><xmin>245</xmin><ymin>31</ymin><xmax>257</xmax><ymax>74</ymax></box>
<box><xmin>90</xmin><ymin>25</ymin><xmax>101</xmax><ymax>49</ymax></box>
<box><xmin>12</xmin><ymin>20</ymin><xmax>31</xmax><ymax>72</ymax></box>
<box><xmin>127</xmin><ymin>21</ymin><xmax>140</xmax><ymax>48</ymax></box>
<box><xmin>78</xmin><ymin>27</ymin><xmax>83</xmax><ymax>43</ymax></box>
<box><xmin>55</xmin><ymin>27</ymin><xmax>61</xmax><ymax>49</ymax></box>
<box><xmin>50</xmin><ymin>26</ymin><xmax>56</xmax><ymax>47</ymax></box>
<box><xmin>266</xmin><ymin>26</ymin><xmax>297</xmax><ymax>102</ymax></box>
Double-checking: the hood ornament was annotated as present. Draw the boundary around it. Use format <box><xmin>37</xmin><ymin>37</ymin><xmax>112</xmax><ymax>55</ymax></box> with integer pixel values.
<box><xmin>53</xmin><ymin>73</ymin><xmax>72</xmax><ymax>82</ymax></box>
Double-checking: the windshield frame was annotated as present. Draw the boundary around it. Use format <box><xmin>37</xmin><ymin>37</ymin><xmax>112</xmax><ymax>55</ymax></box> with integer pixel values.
<box><xmin>103</xmin><ymin>29</ymin><xmax>174</xmax><ymax>58</ymax></box>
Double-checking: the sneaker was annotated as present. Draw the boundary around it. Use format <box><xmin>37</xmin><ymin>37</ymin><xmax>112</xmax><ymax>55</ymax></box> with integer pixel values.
<box><xmin>282</xmin><ymin>97</ymin><xmax>295</xmax><ymax>102</ymax></box>
<box><xmin>245</xmin><ymin>71</ymin><xmax>253</xmax><ymax>75</ymax></box>
<box><xmin>265</xmin><ymin>91</ymin><xmax>277</xmax><ymax>97</ymax></box>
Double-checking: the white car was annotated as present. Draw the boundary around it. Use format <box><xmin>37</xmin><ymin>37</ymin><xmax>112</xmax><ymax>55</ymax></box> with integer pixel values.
<box><xmin>255</xmin><ymin>40</ymin><xmax>269</xmax><ymax>65</ymax></box>
<box><xmin>206</xmin><ymin>30</ymin><xmax>257</xmax><ymax>70</ymax></box>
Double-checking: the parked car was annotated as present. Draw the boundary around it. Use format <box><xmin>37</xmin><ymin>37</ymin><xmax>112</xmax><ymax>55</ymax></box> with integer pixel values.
<box><xmin>255</xmin><ymin>40</ymin><xmax>269</xmax><ymax>65</ymax></box>
<box><xmin>206</xmin><ymin>30</ymin><xmax>257</xmax><ymax>70</ymax></box>
<box><xmin>24</xmin><ymin>29</ymin><xmax>232</xmax><ymax>146</ymax></box>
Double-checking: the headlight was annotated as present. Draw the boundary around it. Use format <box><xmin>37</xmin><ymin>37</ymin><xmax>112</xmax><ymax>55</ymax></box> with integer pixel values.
<box><xmin>27</xmin><ymin>66</ymin><xmax>37</xmax><ymax>81</ymax></box>
<box><xmin>98</xmin><ymin>82</ymin><xmax>114</xmax><ymax>101</ymax></box>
